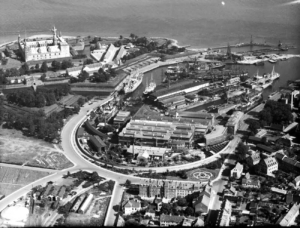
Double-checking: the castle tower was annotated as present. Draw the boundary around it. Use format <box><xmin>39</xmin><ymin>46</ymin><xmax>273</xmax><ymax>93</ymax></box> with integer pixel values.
<box><xmin>51</xmin><ymin>26</ymin><xmax>58</xmax><ymax>45</ymax></box>
<box><xmin>18</xmin><ymin>34</ymin><xmax>20</xmax><ymax>43</ymax></box>
<box><xmin>227</xmin><ymin>43</ymin><xmax>231</xmax><ymax>57</ymax></box>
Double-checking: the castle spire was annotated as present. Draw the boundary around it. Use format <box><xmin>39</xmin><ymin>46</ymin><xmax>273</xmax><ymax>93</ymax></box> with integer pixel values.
<box><xmin>51</xmin><ymin>25</ymin><xmax>57</xmax><ymax>45</ymax></box>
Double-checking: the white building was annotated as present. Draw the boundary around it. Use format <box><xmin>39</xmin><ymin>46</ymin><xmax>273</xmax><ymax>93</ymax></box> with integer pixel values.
<box><xmin>279</xmin><ymin>203</ymin><xmax>300</xmax><ymax>226</ymax></box>
<box><xmin>231</xmin><ymin>162</ymin><xmax>243</xmax><ymax>179</ymax></box>
<box><xmin>123</xmin><ymin>198</ymin><xmax>142</xmax><ymax>215</ymax></box>
<box><xmin>218</xmin><ymin>199</ymin><xmax>232</xmax><ymax>226</ymax></box>
<box><xmin>102</xmin><ymin>44</ymin><xmax>119</xmax><ymax>64</ymax></box>
<box><xmin>83</xmin><ymin>63</ymin><xmax>103</xmax><ymax>75</ymax></box>
<box><xmin>66</xmin><ymin>66</ymin><xmax>83</xmax><ymax>78</ymax></box>
<box><xmin>18</xmin><ymin>26</ymin><xmax>71</xmax><ymax>62</ymax></box>
<box><xmin>263</xmin><ymin>157</ymin><xmax>278</xmax><ymax>176</ymax></box>
<box><xmin>78</xmin><ymin>194</ymin><xmax>94</xmax><ymax>214</ymax></box>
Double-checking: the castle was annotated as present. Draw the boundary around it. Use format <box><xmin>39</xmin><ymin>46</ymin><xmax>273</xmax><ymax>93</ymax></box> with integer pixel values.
<box><xmin>18</xmin><ymin>26</ymin><xmax>71</xmax><ymax>62</ymax></box>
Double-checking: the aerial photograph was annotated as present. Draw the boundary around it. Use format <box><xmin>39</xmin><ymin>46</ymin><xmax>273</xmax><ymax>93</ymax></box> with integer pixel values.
<box><xmin>0</xmin><ymin>0</ymin><xmax>300</xmax><ymax>227</ymax></box>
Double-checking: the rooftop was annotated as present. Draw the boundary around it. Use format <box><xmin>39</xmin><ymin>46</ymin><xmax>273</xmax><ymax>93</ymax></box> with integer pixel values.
<box><xmin>153</xmin><ymin>80</ymin><xmax>209</xmax><ymax>98</ymax></box>
<box><xmin>127</xmin><ymin>145</ymin><xmax>170</xmax><ymax>156</ymax></box>
<box><xmin>205</xmin><ymin>125</ymin><xmax>227</xmax><ymax>141</ymax></box>
<box><xmin>226</xmin><ymin>111</ymin><xmax>244</xmax><ymax>127</ymax></box>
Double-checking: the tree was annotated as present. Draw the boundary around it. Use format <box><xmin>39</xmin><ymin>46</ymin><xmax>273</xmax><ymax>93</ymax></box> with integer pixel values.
<box><xmin>84</xmin><ymin>58</ymin><xmax>93</xmax><ymax>65</ymax></box>
<box><xmin>184</xmin><ymin>207</ymin><xmax>194</xmax><ymax>216</ymax></box>
<box><xmin>40</xmin><ymin>62</ymin><xmax>48</xmax><ymax>73</ymax></box>
<box><xmin>161</xmin><ymin>203</ymin><xmax>172</xmax><ymax>215</ymax></box>
<box><xmin>40</xmin><ymin>73</ymin><xmax>46</xmax><ymax>82</ymax></box>
<box><xmin>35</xmin><ymin>63</ymin><xmax>40</xmax><ymax>70</ymax></box>
<box><xmin>61</xmin><ymin>60</ymin><xmax>73</xmax><ymax>70</ymax></box>
<box><xmin>236</xmin><ymin>142</ymin><xmax>249</xmax><ymax>162</ymax></box>
<box><xmin>23</xmin><ymin>63</ymin><xmax>30</xmax><ymax>74</ymax></box>
<box><xmin>119</xmin><ymin>35</ymin><xmax>123</xmax><ymax>40</ymax></box>
<box><xmin>77</xmin><ymin>97</ymin><xmax>85</xmax><ymax>107</ymax></box>
<box><xmin>51</xmin><ymin>60</ymin><xmax>61</xmax><ymax>71</ymax></box>
<box><xmin>248</xmin><ymin>119</ymin><xmax>260</xmax><ymax>134</ymax></box>
<box><xmin>125</xmin><ymin>179</ymin><xmax>131</xmax><ymax>187</ymax></box>
<box><xmin>177</xmin><ymin>197</ymin><xmax>187</xmax><ymax>207</ymax></box>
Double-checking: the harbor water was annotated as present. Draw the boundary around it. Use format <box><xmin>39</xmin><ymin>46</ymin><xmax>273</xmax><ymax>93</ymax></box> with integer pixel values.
<box><xmin>0</xmin><ymin>0</ymin><xmax>299</xmax><ymax>103</ymax></box>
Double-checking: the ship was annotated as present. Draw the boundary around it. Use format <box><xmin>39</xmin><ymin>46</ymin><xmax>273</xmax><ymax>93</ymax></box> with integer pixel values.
<box><xmin>143</xmin><ymin>73</ymin><xmax>156</xmax><ymax>95</ymax></box>
<box><xmin>268</xmin><ymin>58</ymin><xmax>277</xmax><ymax>63</ymax></box>
<box><xmin>258</xmin><ymin>78</ymin><xmax>272</xmax><ymax>89</ymax></box>
<box><xmin>123</xmin><ymin>70</ymin><xmax>143</xmax><ymax>94</ymax></box>
<box><xmin>210</xmin><ymin>62</ymin><xmax>225</xmax><ymax>69</ymax></box>
<box><xmin>268</xmin><ymin>91</ymin><xmax>279</xmax><ymax>99</ymax></box>
<box><xmin>268</xmin><ymin>66</ymin><xmax>280</xmax><ymax>80</ymax></box>
<box><xmin>253</xmin><ymin>70</ymin><xmax>263</xmax><ymax>80</ymax></box>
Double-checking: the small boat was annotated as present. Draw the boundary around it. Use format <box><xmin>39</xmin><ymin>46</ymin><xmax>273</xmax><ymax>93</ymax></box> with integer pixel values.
<box><xmin>268</xmin><ymin>59</ymin><xmax>277</xmax><ymax>63</ymax></box>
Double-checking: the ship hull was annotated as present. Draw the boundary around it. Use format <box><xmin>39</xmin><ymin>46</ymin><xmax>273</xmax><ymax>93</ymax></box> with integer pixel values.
<box><xmin>124</xmin><ymin>79</ymin><xmax>142</xmax><ymax>94</ymax></box>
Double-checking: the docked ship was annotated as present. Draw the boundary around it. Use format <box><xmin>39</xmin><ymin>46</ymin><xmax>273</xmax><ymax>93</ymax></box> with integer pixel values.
<box><xmin>253</xmin><ymin>70</ymin><xmax>263</xmax><ymax>80</ymax></box>
<box><xmin>123</xmin><ymin>70</ymin><xmax>143</xmax><ymax>94</ymax></box>
<box><xmin>143</xmin><ymin>73</ymin><xmax>156</xmax><ymax>95</ymax></box>
<box><xmin>268</xmin><ymin>66</ymin><xmax>280</xmax><ymax>81</ymax></box>
<box><xmin>258</xmin><ymin>78</ymin><xmax>272</xmax><ymax>89</ymax></box>
<box><xmin>165</xmin><ymin>64</ymin><xmax>181</xmax><ymax>75</ymax></box>
<box><xmin>209</xmin><ymin>62</ymin><xmax>225</xmax><ymax>69</ymax></box>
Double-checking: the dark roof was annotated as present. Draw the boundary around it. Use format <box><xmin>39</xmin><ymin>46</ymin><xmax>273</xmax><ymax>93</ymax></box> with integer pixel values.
<box><xmin>282</xmin><ymin>157</ymin><xmax>297</xmax><ymax>166</ymax></box>
<box><xmin>173</xmin><ymin>111</ymin><xmax>214</xmax><ymax>120</ymax></box>
<box><xmin>84</xmin><ymin>121</ymin><xmax>108</xmax><ymax>139</ymax></box>
<box><xmin>269</xmin><ymin>123</ymin><xmax>284</xmax><ymax>131</ymax></box>
<box><xmin>275</xmin><ymin>153</ymin><xmax>284</xmax><ymax>160</ymax></box>
<box><xmin>89</xmin><ymin>135</ymin><xmax>106</xmax><ymax>149</ymax></box>
<box><xmin>256</xmin><ymin>144</ymin><xmax>274</xmax><ymax>153</ymax></box>
<box><xmin>160</xmin><ymin>214</ymin><xmax>185</xmax><ymax>223</ymax></box>
<box><xmin>57</xmin><ymin>186</ymin><xmax>66</xmax><ymax>198</ymax></box>
<box><xmin>77</xmin><ymin>127</ymin><xmax>86</xmax><ymax>138</ymax></box>
<box><xmin>248</xmin><ymin>136</ymin><xmax>262</xmax><ymax>143</ymax></box>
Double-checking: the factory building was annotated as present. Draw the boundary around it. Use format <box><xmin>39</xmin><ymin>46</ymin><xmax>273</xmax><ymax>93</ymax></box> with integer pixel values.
<box><xmin>119</xmin><ymin>119</ymin><xmax>202</xmax><ymax>148</ymax></box>
<box><xmin>151</xmin><ymin>80</ymin><xmax>209</xmax><ymax>101</ymax></box>
<box><xmin>172</xmin><ymin>111</ymin><xmax>215</xmax><ymax>126</ymax></box>
<box><xmin>113</xmin><ymin>111</ymin><xmax>131</xmax><ymax>128</ymax></box>
<box><xmin>88</xmin><ymin>135</ymin><xmax>106</xmax><ymax>153</ymax></box>
<box><xmin>226</xmin><ymin>111</ymin><xmax>244</xmax><ymax>134</ymax></box>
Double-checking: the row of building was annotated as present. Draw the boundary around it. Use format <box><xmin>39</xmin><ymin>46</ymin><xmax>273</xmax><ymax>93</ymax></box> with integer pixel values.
<box><xmin>138</xmin><ymin>179</ymin><xmax>205</xmax><ymax>201</ymax></box>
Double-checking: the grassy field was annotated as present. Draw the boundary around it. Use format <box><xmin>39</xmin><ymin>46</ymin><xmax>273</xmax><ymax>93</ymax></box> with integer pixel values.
<box><xmin>0</xmin><ymin>126</ymin><xmax>74</xmax><ymax>170</ymax></box>
<box><xmin>0</xmin><ymin>166</ymin><xmax>51</xmax><ymax>196</ymax></box>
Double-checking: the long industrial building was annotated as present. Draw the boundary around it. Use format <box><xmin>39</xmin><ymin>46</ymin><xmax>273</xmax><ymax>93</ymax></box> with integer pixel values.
<box><xmin>150</xmin><ymin>80</ymin><xmax>209</xmax><ymax>101</ymax></box>
<box><xmin>119</xmin><ymin>117</ymin><xmax>210</xmax><ymax>148</ymax></box>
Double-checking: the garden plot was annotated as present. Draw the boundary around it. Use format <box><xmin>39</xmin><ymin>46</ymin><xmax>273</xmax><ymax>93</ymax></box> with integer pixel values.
<box><xmin>0</xmin><ymin>166</ymin><xmax>50</xmax><ymax>196</ymax></box>
<box><xmin>0</xmin><ymin>127</ymin><xmax>73</xmax><ymax>170</ymax></box>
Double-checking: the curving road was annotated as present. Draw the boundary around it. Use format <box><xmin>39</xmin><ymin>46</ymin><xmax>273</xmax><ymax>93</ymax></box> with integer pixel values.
<box><xmin>0</xmin><ymin>97</ymin><xmax>240</xmax><ymax>225</ymax></box>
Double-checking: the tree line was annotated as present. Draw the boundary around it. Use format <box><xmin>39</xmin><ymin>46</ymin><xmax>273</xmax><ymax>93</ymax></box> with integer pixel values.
<box><xmin>247</xmin><ymin>100</ymin><xmax>293</xmax><ymax>135</ymax></box>
<box><xmin>6</xmin><ymin>84</ymin><xmax>70</xmax><ymax>108</ymax></box>
<box><xmin>0</xmin><ymin>60</ymin><xmax>74</xmax><ymax>85</ymax></box>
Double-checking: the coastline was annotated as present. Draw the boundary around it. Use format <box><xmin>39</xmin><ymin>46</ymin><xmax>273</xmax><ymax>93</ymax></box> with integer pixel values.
<box><xmin>0</xmin><ymin>34</ymin><xmax>208</xmax><ymax>53</ymax></box>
